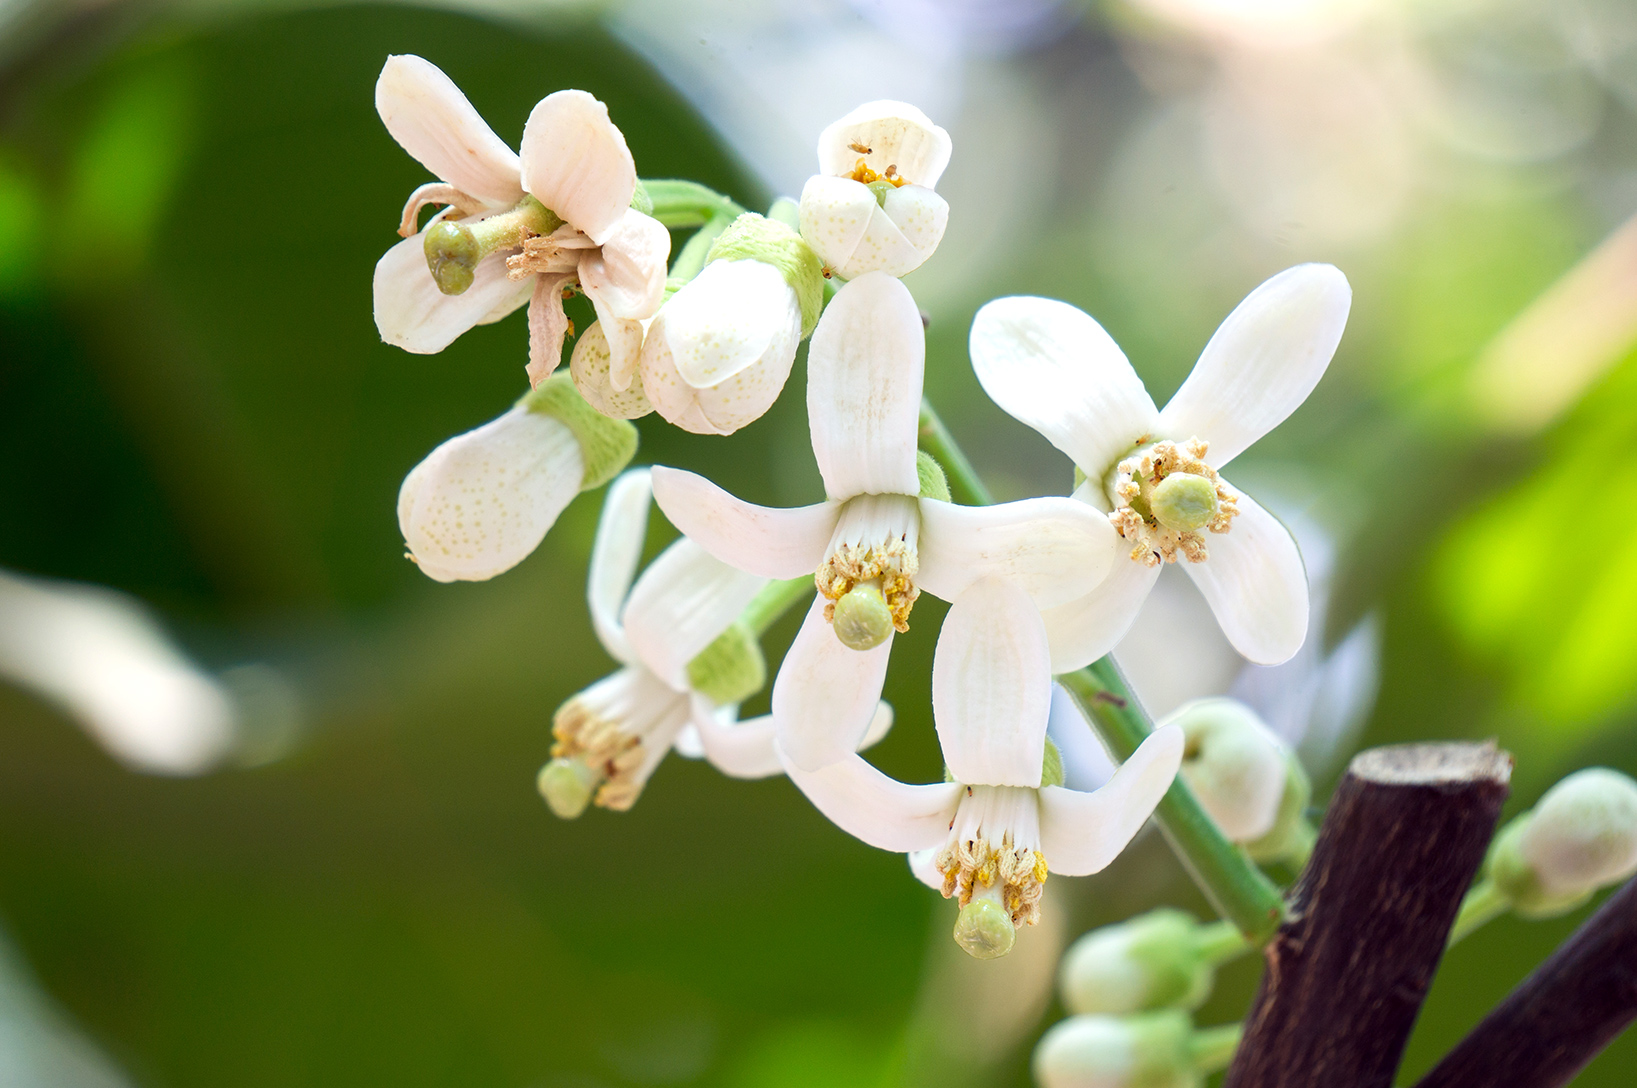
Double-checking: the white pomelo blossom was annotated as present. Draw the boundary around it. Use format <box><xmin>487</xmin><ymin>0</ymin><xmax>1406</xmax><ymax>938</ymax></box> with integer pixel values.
<box><xmin>799</xmin><ymin>101</ymin><xmax>952</xmax><ymax>280</ymax></box>
<box><xmin>397</xmin><ymin>375</ymin><xmax>637</xmax><ymax>582</ymax></box>
<box><xmin>372</xmin><ymin>54</ymin><xmax>669</xmax><ymax>386</ymax></box>
<box><xmin>651</xmin><ymin>272</ymin><xmax>1120</xmax><ymax>770</ymax></box>
<box><xmin>538</xmin><ymin>470</ymin><xmax>892</xmax><ymax>817</ymax></box>
<box><xmin>970</xmin><ymin>263</ymin><xmax>1352</xmax><ymax>669</ymax></box>
<box><xmin>781</xmin><ymin>578</ymin><xmax>1183</xmax><ymax>960</ymax></box>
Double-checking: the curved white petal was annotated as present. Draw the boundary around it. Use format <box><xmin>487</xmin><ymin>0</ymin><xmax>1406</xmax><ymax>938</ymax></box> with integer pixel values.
<box><xmin>375</xmin><ymin>55</ymin><xmax>522</xmax><ymax>207</ymax></box>
<box><xmin>1039</xmin><ymin>725</ymin><xmax>1184</xmax><ymax>876</ymax></box>
<box><xmin>698</xmin><ymin>697</ymin><xmax>894</xmax><ymax>780</ymax></box>
<box><xmin>798</xmin><ymin>177</ymin><xmax>936</xmax><ymax>280</ymax></box>
<box><xmin>397</xmin><ymin>406</ymin><xmax>581</xmax><ymax>582</ymax></box>
<box><xmin>526</xmin><ymin>272</ymin><xmax>574</xmax><ymax>387</ymax></box>
<box><xmin>624</xmin><ymin>539</ymin><xmax>767</xmax><ymax>689</ymax></box>
<box><xmin>933</xmin><ymin>578</ymin><xmax>1051</xmax><ymax>789</ymax></box>
<box><xmin>798</xmin><ymin>175</ymin><xmax>874</xmax><ymax>275</ymax></box>
<box><xmin>519</xmin><ymin>89</ymin><xmax>636</xmax><ymax>246</ymax></box>
<box><xmin>772</xmin><ymin>596</ymin><xmax>893</xmax><ymax>771</ymax></box>
<box><xmin>781</xmin><ymin>751</ymin><xmax>962</xmax><ymax>852</ymax></box>
<box><xmin>664</xmin><ymin>260</ymin><xmax>793</xmax><ymax>388</ymax></box>
<box><xmin>570</xmin><ymin>318</ymin><xmax>654</xmax><ymax>420</ymax></box>
<box><xmin>970</xmin><ymin>296</ymin><xmax>1158</xmax><ymax>477</ymax></box>
<box><xmin>1041</xmin><ymin>558</ymin><xmax>1162</xmax><ymax>674</ymax></box>
<box><xmin>373</xmin><ymin>235</ymin><xmax>531</xmax><ymax>354</ymax></box>
<box><xmin>807</xmin><ymin>272</ymin><xmax>923</xmax><ymax>500</ymax></box>
<box><xmin>649</xmin><ymin>467</ymin><xmax>837</xmax><ymax>578</ymax></box>
<box><xmin>816</xmin><ymin>100</ymin><xmax>952</xmax><ymax>188</ymax></box>
<box><xmin>908</xmin><ymin>847</ymin><xmax>944</xmax><ymax>890</ymax></box>
<box><xmin>579</xmin><ymin>209</ymin><xmax>670</xmax><ymax>321</ymax></box>
<box><xmin>834</xmin><ymin>203</ymin><xmax>933</xmax><ymax>281</ymax></box>
<box><xmin>587</xmin><ymin>468</ymin><xmax>651</xmax><ymax>662</ymax></box>
<box><xmin>881</xmin><ymin>184</ymin><xmax>948</xmax><ymax>263</ymax></box>
<box><xmin>1183</xmin><ymin>490</ymin><xmax>1308</xmax><ymax>665</ymax></box>
<box><xmin>1159</xmin><ymin>264</ymin><xmax>1351</xmax><ymax>469</ymax></box>
<box><xmin>917</xmin><ymin>496</ymin><xmax>1119</xmax><ymax>609</ymax></box>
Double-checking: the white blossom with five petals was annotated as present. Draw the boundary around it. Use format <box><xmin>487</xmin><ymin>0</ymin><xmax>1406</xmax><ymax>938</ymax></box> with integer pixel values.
<box><xmin>969</xmin><ymin>263</ymin><xmax>1352</xmax><ymax>670</ymax></box>
<box><xmin>372</xmin><ymin>54</ymin><xmax>669</xmax><ymax>386</ymax></box>
<box><xmin>780</xmin><ymin>578</ymin><xmax>1183</xmax><ymax>958</ymax></box>
<box><xmin>652</xmin><ymin>272</ymin><xmax>1121</xmax><ymax>772</ymax></box>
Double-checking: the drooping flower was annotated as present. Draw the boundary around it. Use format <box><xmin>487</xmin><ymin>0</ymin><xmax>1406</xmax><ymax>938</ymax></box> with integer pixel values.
<box><xmin>397</xmin><ymin>374</ymin><xmax>637</xmax><ymax>582</ymax></box>
<box><xmin>781</xmin><ymin>578</ymin><xmax>1182</xmax><ymax>959</ymax></box>
<box><xmin>574</xmin><ymin>212</ymin><xmax>825</xmax><ymax>435</ymax></box>
<box><xmin>538</xmin><ymin>469</ymin><xmax>891</xmax><ymax>817</ymax></box>
<box><xmin>651</xmin><ymin>271</ymin><xmax>1120</xmax><ymax>770</ymax></box>
<box><xmin>372</xmin><ymin>55</ymin><xmax>669</xmax><ymax>386</ymax></box>
<box><xmin>799</xmin><ymin>101</ymin><xmax>952</xmax><ymax>280</ymax></box>
<box><xmin>969</xmin><ymin>263</ymin><xmax>1352</xmax><ymax>669</ymax></box>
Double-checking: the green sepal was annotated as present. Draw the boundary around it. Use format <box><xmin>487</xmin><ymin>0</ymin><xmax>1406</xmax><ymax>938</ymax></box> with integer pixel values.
<box><xmin>917</xmin><ymin>450</ymin><xmax>952</xmax><ymax>502</ymax></box>
<box><xmin>686</xmin><ymin>622</ymin><xmax>767</xmax><ymax>706</ymax></box>
<box><xmin>517</xmin><ymin>374</ymin><xmax>638</xmax><ymax>491</ymax></box>
<box><xmin>1245</xmin><ymin>752</ymin><xmax>1314</xmax><ymax>864</ymax></box>
<box><xmin>704</xmin><ymin>212</ymin><xmax>825</xmax><ymax>337</ymax></box>
<box><xmin>630</xmin><ymin>179</ymin><xmax>653</xmax><ymax>216</ymax></box>
<box><xmin>1041</xmin><ymin>737</ymin><xmax>1065</xmax><ymax>789</ymax></box>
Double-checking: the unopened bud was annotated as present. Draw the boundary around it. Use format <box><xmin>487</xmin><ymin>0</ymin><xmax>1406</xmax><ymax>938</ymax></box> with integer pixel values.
<box><xmin>832</xmin><ymin>580</ymin><xmax>894</xmax><ymax>651</ymax></box>
<box><xmin>1167</xmin><ymin>699</ymin><xmax>1287</xmax><ymax>843</ymax></box>
<box><xmin>1244</xmin><ymin>751</ymin><xmax>1314</xmax><ymax>865</ymax></box>
<box><xmin>537</xmin><ymin>757</ymin><xmax>597</xmax><ymax>819</ymax></box>
<box><xmin>1059</xmin><ymin>909</ymin><xmax>1228</xmax><ymax>1016</ymax></box>
<box><xmin>953</xmin><ymin>898</ymin><xmax>1016</xmax><ymax>960</ymax></box>
<box><xmin>1491</xmin><ymin>768</ymin><xmax>1637</xmax><ymax>916</ymax></box>
<box><xmin>1033</xmin><ymin>1011</ymin><xmax>1200</xmax><ymax>1088</ymax></box>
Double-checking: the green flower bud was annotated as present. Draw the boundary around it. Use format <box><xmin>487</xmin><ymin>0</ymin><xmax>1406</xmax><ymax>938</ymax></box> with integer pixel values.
<box><xmin>704</xmin><ymin>212</ymin><xmax>825</xmax><ymax>336</ymax></box>
<box><xmin>1167</xmin><ymin>698</ymin><xmax>1287</xmax><ymax>844</ymax></box>
<box><xmin>1033</xmin><ymin>1011</ymin><xmax>1201</xmax><ymax>1088</ymax></box>
<box><xmin>685</xmin><ymin>622</ymin><xmax>766</xmax><ymax>706</ymax></box>
<box><xmin>831</xmin><ymin>580</ymin><xmax>894</xmax><ymax>651</ymax></box>
<box><xmin>1059</xmin><ymin>909</ymin><xmax>1215</xmax><ymax>1016</ymax></box>
<box><xmin>518</xmin><ymin>374</ymin><xmax>639</xmax><ymax>491</ymax></box>
<box><xmin>954</xmin><ymin>898</ymin><xmax>1016</xmax><ymax>960</ymax></box>
<box><xmin>1490</xmin><ymin>768</ymin><xmax>1637</xmax><ymax>917</ymax></box>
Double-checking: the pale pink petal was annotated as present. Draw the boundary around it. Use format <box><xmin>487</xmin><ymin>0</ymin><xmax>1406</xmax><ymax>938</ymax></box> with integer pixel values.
<box><xmin>1159</xmin><ymin>264</ymin><xmax>1351</xmax><ymax>469</ymax></box>
<box><xmin>1040</xmin><ymin>557</ymin><xmax>1162</xmax><ymax>674</ymax></box>
<box><xmin>1039</xmin><ymin>725</ymin><xmax>1183</xmax><ymax>876</ymax></box>
<box><xmin>1182</xmin><ymin>489</ymin><xmax>1308</xmax><ymax>665</ymax></box>
<box><xmin>526</xmin><ymin>273</ymin><xmax>575</xmax><ymax>387</ymax></box>
<box><xmin>781</xmin><ymin>751</ymin><xmax>962</xmax><ymax>853</ymax></box>
<box><xmin>807</xmin><ymin>272</ymin><xmax>924</xmax><ymax>500</ymax></box>
<box><xmin>519</xmin><ymin>89</ymin><xmax>636</xmax><ymax>246</ymax></box>
<box><xmin>933</xmin><ymin>579</ymin><xmax>1052</xmax><ymax>789</ymax></box>
<box><xmin>624</xmin><ymin>539</ymin><xmax>766</xmax><ymax>690</ymax></box>
<box><xmin>587</xmin><ymin>468</ymin><xmax>651</xmax><ymax>663</ymax></box>
<box><xmin>578</xmin><ymin>209</ymin><xmax>670</xmax><ymax>321</ymax></box>
<box><xmin>375</xmin><ymin>55</ymin><xmax>522</xmax><ymax>207</ymax></box>
<box><xmin>374</xmin><ymin>233</ymin><xmax>531</xmax><ymax>354</ymax></box>
<box><xmin>772</xmin><ymin>597</ymin><xmax>893</xmax><ymax>771</ymax></box>
<box><xmin>649</xmin><ymin>467</ymin><xmax>837</xmax><ymax>578</ymax></box>
<box><xmin>970</xmin><ymin>296</ymin><xmax>1158</xmax><ymax>478</ymax></box>
<box><xmin>816</xmin><ymin>100</ymin><xmax>952</xmax><ymax>188</ymax></box>
<box><xmin>917</xmin><ymin>497</ymin><xmax>1119</xmax><ymax>609</ymax></box>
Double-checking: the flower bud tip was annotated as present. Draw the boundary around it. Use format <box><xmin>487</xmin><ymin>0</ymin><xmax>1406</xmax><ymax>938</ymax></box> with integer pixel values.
<box><xmin>538</xmin><ymin>758</ymin><xmax>597</xmax><ymax>819</ymax></box>
<box><xmin>953</xmin><ymin>899</ymin><xmax>1016</xmax><ymax>960</ymax></box>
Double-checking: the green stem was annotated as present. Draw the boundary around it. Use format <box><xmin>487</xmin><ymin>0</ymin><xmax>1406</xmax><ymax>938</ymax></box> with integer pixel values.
<box><xmin>1448</xmin><ymin>877</ymin><xmax>1511</xmax><ymax>946</ymax></box>
<box><xmin>1192</xmin><ymin>918</ymin><xmax>1251</xmax><ymax>967</ymax></box>
<box><xmin>641</xmin><ymin>179</ymin><xmax>747</xmax><ymax>228</ymax></box>
<box><xmin>1060</xmin><ymin>660</ymin><xmax>1286</xmax><ymax>946</ymax></box>
<box><xmin>916</xmin><ymin>400</ymin><xmax>994</xmax><ymax>506</ymax></box>
<box><xmin>1188</xmin><ymin>1023</ymin><xmax>1242</xmax><ymax>1074</ymax></box>
<box><xmin>668</xmin><ymin>213</ymin><xmax>733</xmax><ymax>283</ymax></box>
<box><xmin>740</xmin><ymin>576</ymin><xmax>814</xmax><ymax>637</ymax></box>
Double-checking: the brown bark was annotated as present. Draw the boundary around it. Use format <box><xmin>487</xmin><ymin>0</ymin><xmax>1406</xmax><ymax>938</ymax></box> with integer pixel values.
<box><xmin>1224</xmin><ymin>742</ymin><xmax>1513</xmax><ymax>1088</ymax></box>
<box><xmin>1414</xmin><ymin>875</ymin><xmax>1637</xmax><ymax>1088</ymax></box>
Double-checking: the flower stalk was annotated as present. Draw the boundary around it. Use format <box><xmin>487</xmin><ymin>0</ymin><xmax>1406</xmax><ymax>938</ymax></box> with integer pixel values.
<box><xmin>739</xmin><ymin>576</ymin><xmax>814</xmax><ymax>637</ymax></box>
<box><xmin>917</xmin><ymin>400</ymin><xmax>993</xmax><ymax>507</ymax></box>
<box><xmin>641</xmin><ymin>179</ymin><xmax>747</xmax><ymax>228</ymax></box>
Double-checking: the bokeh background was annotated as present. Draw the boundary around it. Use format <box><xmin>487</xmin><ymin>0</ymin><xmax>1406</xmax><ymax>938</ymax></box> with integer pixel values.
<box><xmin>3</xmin><ymin>0</ymin><xmax>1637</xmax><ymax>1084</ymax></box>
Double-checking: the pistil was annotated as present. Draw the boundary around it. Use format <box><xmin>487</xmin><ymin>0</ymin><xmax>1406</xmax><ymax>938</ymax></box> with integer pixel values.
<box><xmin>422</xmin><ymin>194</ymin><xmax>564</xmax><ymax>295</ymax></box>
<box><xmin>815</xmin><ymin>494</ymin><xmax>921</xmax><ymax>648</ymax></box>
<box><xmin>936</xmin><ymin>785</ymin><xmax>1049</xmax><ymax>959</ymax></box>
<box><xmin>1106</xmin><ymin>438</ymin><xmax>1239</xmax><ymax>566</ymax></box>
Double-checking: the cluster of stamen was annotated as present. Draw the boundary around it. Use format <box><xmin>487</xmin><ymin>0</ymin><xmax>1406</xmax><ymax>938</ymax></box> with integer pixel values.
<box><xmin>844</xmin><ymin>157</ymin><xmax>909</xmax><ymax>187</ymax></box>
<box><xmin>550</xmin><ymin>701</ymin><xmax>645</xmax><ymax>811</ymax></box>
<box><xmin>1109</xmin><ymin>438</ymin><xmax>1239</xmax><ymax>566</ymax></box>
<box><xmin>816</xmin><ymin>538</ymin><xmax>918</xmax><ymax>633</ymax></box>
<box><xmin>505</xmin><ymin>227</ymin><xmax>593</xmax><ymax>281</ymax></box>
<box><xmin>936</xmin><ymin>833</ymin><xmax>1049</xmax><ymax>928</ymax></box>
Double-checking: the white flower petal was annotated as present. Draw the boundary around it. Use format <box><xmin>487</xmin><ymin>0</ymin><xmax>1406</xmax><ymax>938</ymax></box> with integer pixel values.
<box><xmin>881</xmin><ymin>184</ymin><xmax>948</xmax><ymax>263</ymax></box>
<box><xmin>908</xmin><ymin>847</ymin><xmax>944</xmax><ymax>890</ymax></box>
<box><xmin>578</xmin><ymin>209</ymin><xmax>670</xmax><ymax>321</ymax></box>
<box><xmin>772</xmin><ymin>596</ymin><xmax>894</xmax><ymax>771</ymax></box>
<box><xmin>690</xmin><ymin>697</ymin><xmax>781</xmax><ymax>778</ymax></box>
<box><xmin>1041</xmin><ymin>557</ymin><xmax>1162</xmax><ymax>674</ymax></box>
<box><xmin>663</xmin><ymin>260</ymin><xmax>794</xmax><ymax>388</ymax></box>
<box><xmin>624</xmin><ymin>538</ymin><xmax>766</xmax><ymax>690</ymax></box>
<box><xmin>970</xmin><ymin>296</ymin><xmax>1158</xmax><ymax>477</ymax></box>
<box><xmin>570</xmin><ymin>318</ymin><xmax>654</xmax><ymax>420</ymax></box>
<box><xmin>373</xmin><ymin>234</ymin><xmax>530</xmax><ymax>354</ymax></box>
<box><xmin>806</xmin><ymin>272</ymin><xmax>924</xmax><ymax>500</ymax></box>
<box><xmin>587</xmin><ymin>468</ymin><xmax>651</xmax><ymax>663</ymax></box>
<box><xmin>1158</xmin><ymin>264</ymin><xmax>1351</xmax><ymax>469</ymax></box>
<box><xmin>375</xmin><ymin>55</ymin><xmax>522</xmax><ymax>207</ymax></box>
<box><xmin>816</xmin><ymin>100</ymin><xmax>952</xmax><ymax>189</ymax></box>
<box><xmin>781</xmin><ymin>750</ymin><xmax>962</xmax><ymax>852</ymax></box>
<box><xmin>519</xmin><ymin>89</ymin><xmax>636</xmax><ymax>246</ymax></box>
<box><xmin>526</xmin><ymin>272</ymin><xmax>575</xmax><ymax>387</ymax></box>
<box><xmin>1183</xmin><ymin>490</ymin><xmax>1308</xmax><ymax>665</ymax></box>
<box><xmin>933</xmin><ymin>578</ymin><xmax>1051</xmax><ymax>789</ymax></box>
<box><xmin>917</xmin><ymin>496</ymin><xmax>1120</xmax><ymax>609</ymax></box>
<box><xmin>836</xmin><ymin>203</ymin><xmax>932</xmax><ymax>281</ymax></box>
<box><xmin>798</xmin><ymin>175</ymin><xmax>874</xmax><ymax>276</ymax></box>
<box><xmin>1039</xmin><ymin>724</ymin><xmax>1183</xmax><ymax>876</ymax></box>
<box><xmin>397</xmin><ymin>406</ymin><xmax>581</xmax><ymax>582</ymax></box>
<box><xmin>649</xmin><ymin>467</ymin><xmax>837</xmax><ymax>578</ymax></box>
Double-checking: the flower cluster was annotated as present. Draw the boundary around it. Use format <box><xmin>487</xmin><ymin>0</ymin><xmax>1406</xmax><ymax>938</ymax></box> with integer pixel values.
<box><xmin>370</xmin><ymin>60</ymin><xmax>1355</xmax><ymax>958</ymax></box>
